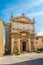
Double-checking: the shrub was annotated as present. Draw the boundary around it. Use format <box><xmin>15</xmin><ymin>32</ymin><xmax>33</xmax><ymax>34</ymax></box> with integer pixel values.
<box><xmin>15</xmin><ymin>52</ymin><xmax>22</xmax><ymax>55</ymax></box>
<box><xmin>36</xmin><ymin>51</ymin><xmax>41</xmax><ymax>53</ymax></box>
<box><xmin>37</xmin><ymin>48</ymin><xmax>43</xmax><ymax>53</ymax></box>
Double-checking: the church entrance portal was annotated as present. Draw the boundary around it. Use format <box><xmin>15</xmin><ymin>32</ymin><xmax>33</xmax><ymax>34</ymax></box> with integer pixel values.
<box><xmin>22</xmin><ymin>42</ymin><xmax>26</xmax><ymax>51</ymax></box>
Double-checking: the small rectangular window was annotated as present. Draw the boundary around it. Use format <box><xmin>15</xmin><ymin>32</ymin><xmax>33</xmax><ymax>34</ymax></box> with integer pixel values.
<box><xmin>36</xmin><ymin>42</ymin><xmax>37</xmax><ymax>44</ymax></box>
<box><xmin>42</xmin><ymin>39</ymin><xmax>43</xmax><ymax>42</ymax></box>
<box><xmin>36</xmin><ymin>37</ymin><xmax>38</xmax><ymax>40</ymax></box>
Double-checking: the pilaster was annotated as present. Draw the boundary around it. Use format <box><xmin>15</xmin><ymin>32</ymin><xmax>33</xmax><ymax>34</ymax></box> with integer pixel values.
<box><xmin>11</xmin><ymin>36</ymin><xmax>14</xmax><ymax>54</ymax></box>
<box><xmin>17</xmin><ymin>38</ymin><xmax>20</xmax><ymax>52</ymax></box>
<box><xmin>28</xmin><ymin>35</ymin><xmax>31</xmax><ymax>52</ymax></box>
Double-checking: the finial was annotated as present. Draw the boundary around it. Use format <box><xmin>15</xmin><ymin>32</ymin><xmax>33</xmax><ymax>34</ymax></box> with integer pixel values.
<box><xmin>33</xmin><ymin>17</ymin><xmax>35</xmax><ymax>21</ymax></box>
<box><xmin>11</xmin><ymin>13</ymin><xmax>13</xmax><ymax>18</ymax></box>
<box><xmin>33</xmin><ymin>17</ymin><xmax>36</xmax><ymax>23</ymax></box>
<box><xmin>22</xmin><ymin>13</ymin><xmax>25</xmax><ymax>16</ymax></box>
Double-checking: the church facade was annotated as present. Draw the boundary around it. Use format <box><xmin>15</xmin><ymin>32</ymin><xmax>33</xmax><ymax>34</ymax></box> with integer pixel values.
<box><xmin>5</xmin><ymin>14</ymin><xmax>36</xmax><ymax>54</ymax></box>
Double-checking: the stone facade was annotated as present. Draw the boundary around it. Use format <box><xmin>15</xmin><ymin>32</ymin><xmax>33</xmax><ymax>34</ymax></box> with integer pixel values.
<box><xmin>5</xmin><ymin>14</ymin><xmax>36</xmax><ymax>54</ymax></box>
<box><xmin>35</xmin><ymin>36</ymin><xmax>43</xmax><ymax>50</ymax></box>
<box><xmin>0</xmin><ymin>20</ymin><xmax>4</xmax><ymax>56</ymax></box>
<box><xmin>5</xmin><ymin>24</ymin><xmax>11</xmax><ymax>54</ymax></box>
<box><xmin>0</xmin><ymin>14</ymin><xmax>43</xmax><ymax>56</ymax></box>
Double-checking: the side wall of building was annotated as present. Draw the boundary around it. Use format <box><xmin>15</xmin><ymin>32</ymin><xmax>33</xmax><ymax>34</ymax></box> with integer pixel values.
<box><xmin>35</xmin><ymin>36</ymin><xmax>43</xmax><ymax>50</ymax></box>
<box><xmin>0</xmin><ymin>20</ymin><xmax>4</xmax><ymax>56</ymax></box>
<box><xmin>5</xmin><ymin>24</ymin><xmax>11</xmax><ymax>54</ymax></box>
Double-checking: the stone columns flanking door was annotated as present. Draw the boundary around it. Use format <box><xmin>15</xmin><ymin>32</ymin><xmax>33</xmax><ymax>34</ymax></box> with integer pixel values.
<box><xmin>29</xmin><ymin>38</ymin><xmax>31</xmax><ymax>52</ymax></box>
<box><xmin>28</xmin><ymin>37</ymin><xmax>31</xmax><ymax>52</ymax></box>
<box><xmin>17</xmin><ymin>38</ymin><xmax>20</xmax><ymax>52</ymax></box>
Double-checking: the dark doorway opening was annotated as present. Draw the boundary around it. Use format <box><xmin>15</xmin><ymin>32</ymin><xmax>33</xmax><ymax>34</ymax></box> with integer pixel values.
<box><xmin>22</xmin><ymin>42</ymin><xmax>26</xmax><ymax>51</ymax></box>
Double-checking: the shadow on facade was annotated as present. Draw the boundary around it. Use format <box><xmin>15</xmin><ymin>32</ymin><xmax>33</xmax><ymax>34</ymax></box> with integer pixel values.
<box><xmin>4</xmin><ymin>51</ymin><xmax>11</xmax><ymax>56</ymax></box>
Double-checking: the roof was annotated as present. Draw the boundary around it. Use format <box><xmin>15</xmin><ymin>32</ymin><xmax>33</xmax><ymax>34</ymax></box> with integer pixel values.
<box><xmin>5</xmin><ymin>23</ymin><xmax>10</xmax><ymax>27</ymax></box>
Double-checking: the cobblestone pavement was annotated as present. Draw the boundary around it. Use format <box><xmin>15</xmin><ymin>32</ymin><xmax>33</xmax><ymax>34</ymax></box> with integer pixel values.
<box><xmin>0</xmin><ymin>53</ymin><xmax>43</xmax><ymax>65</ymax></box>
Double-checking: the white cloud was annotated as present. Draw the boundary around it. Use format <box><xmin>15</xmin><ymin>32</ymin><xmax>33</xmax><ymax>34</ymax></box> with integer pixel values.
<box><xmin>1</xmin><ymin>7</ymin><xmax>18</xmax><ymax>13</ymax></box>
<box><xmin>19</xmin><ymin>0</ymin><xmax>43</xmax><ymax>10</ymax></box>
<box><xmin>1</xmin><ymin>0</ymin><xmax>43</xmax><ymax>14</ymax></box>
<box><xmin>28</xmin><ymin>11</ymin><xmax>43</xmax><ymax>17</ymax></box>
<box><xmin>1</xmin><ymin>0</ymin><xmax>43</xmax><ymax>18</ymax></box>
<box><xmin>36</xmin><ymin>30</ymin><xmax>43</xmax><ymax>36</ymax></box>
<box><xmin>29</xmin><ymin>0</ymin><xmax>43</xmax><ymax>8</ymax></box>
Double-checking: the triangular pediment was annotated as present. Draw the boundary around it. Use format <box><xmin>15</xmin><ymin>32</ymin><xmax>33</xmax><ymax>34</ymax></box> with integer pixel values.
<box><xmin>16</xmin><ymin>13</ymin><xmax>31</xmax><ymax>21</ymax></box>
<box><xmin>10</xmin><ymin>13</ymin><xmax>35</xmax><ymax>24</ymax></box>
<box><xmin>16</xmin><ymin>14</ymin><xmax>34</xmax><ymax>23</ymax></box>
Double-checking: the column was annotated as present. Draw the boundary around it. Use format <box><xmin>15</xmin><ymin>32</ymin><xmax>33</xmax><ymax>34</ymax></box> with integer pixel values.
<box><xmin>18</xmin><ymin>38</ymin><xmax>20</xmax><ymax>52</ymax></box>
<box><xmin>28</xmin><ymin>35</ymin><xmax>31</xmax><ymax>52</ymax></box>
<box><xmin>34</xmin><ymin>37</ymin><xmax>37</xmax><ymax>51</ymax></box>
<box><xmin>29</xmin><ymin>38</ymin><xmax>31</xmax><ymax>52</ymax></box>
<box><xmin>11</xmin><ymin>37</ymin><xmax>14</xmax><ymax>54</ymax></box>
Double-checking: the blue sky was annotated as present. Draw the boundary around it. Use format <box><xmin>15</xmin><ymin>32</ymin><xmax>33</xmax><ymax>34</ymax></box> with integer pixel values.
<box><xmin>0</xmin><ymin>0</ymin><xmax>43</xmax><ymax>33</ymax></box>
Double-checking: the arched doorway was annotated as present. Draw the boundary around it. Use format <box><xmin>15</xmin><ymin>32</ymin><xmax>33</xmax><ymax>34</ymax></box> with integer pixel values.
<box><xmin>22</xmin><ymin>42</ymin><xmax>26</xmax><ymax>51</ymax></box>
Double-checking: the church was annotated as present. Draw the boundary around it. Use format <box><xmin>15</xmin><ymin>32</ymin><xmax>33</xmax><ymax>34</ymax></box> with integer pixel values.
<box><xmin>5</xmin><ymin>13</ymin><xmax>36</xmax><ymax>54</ymax></box>
<box><xmin>0</xmin><ymin>14</ymin><xmax>43</xmax><ymax>56</ymax></box>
